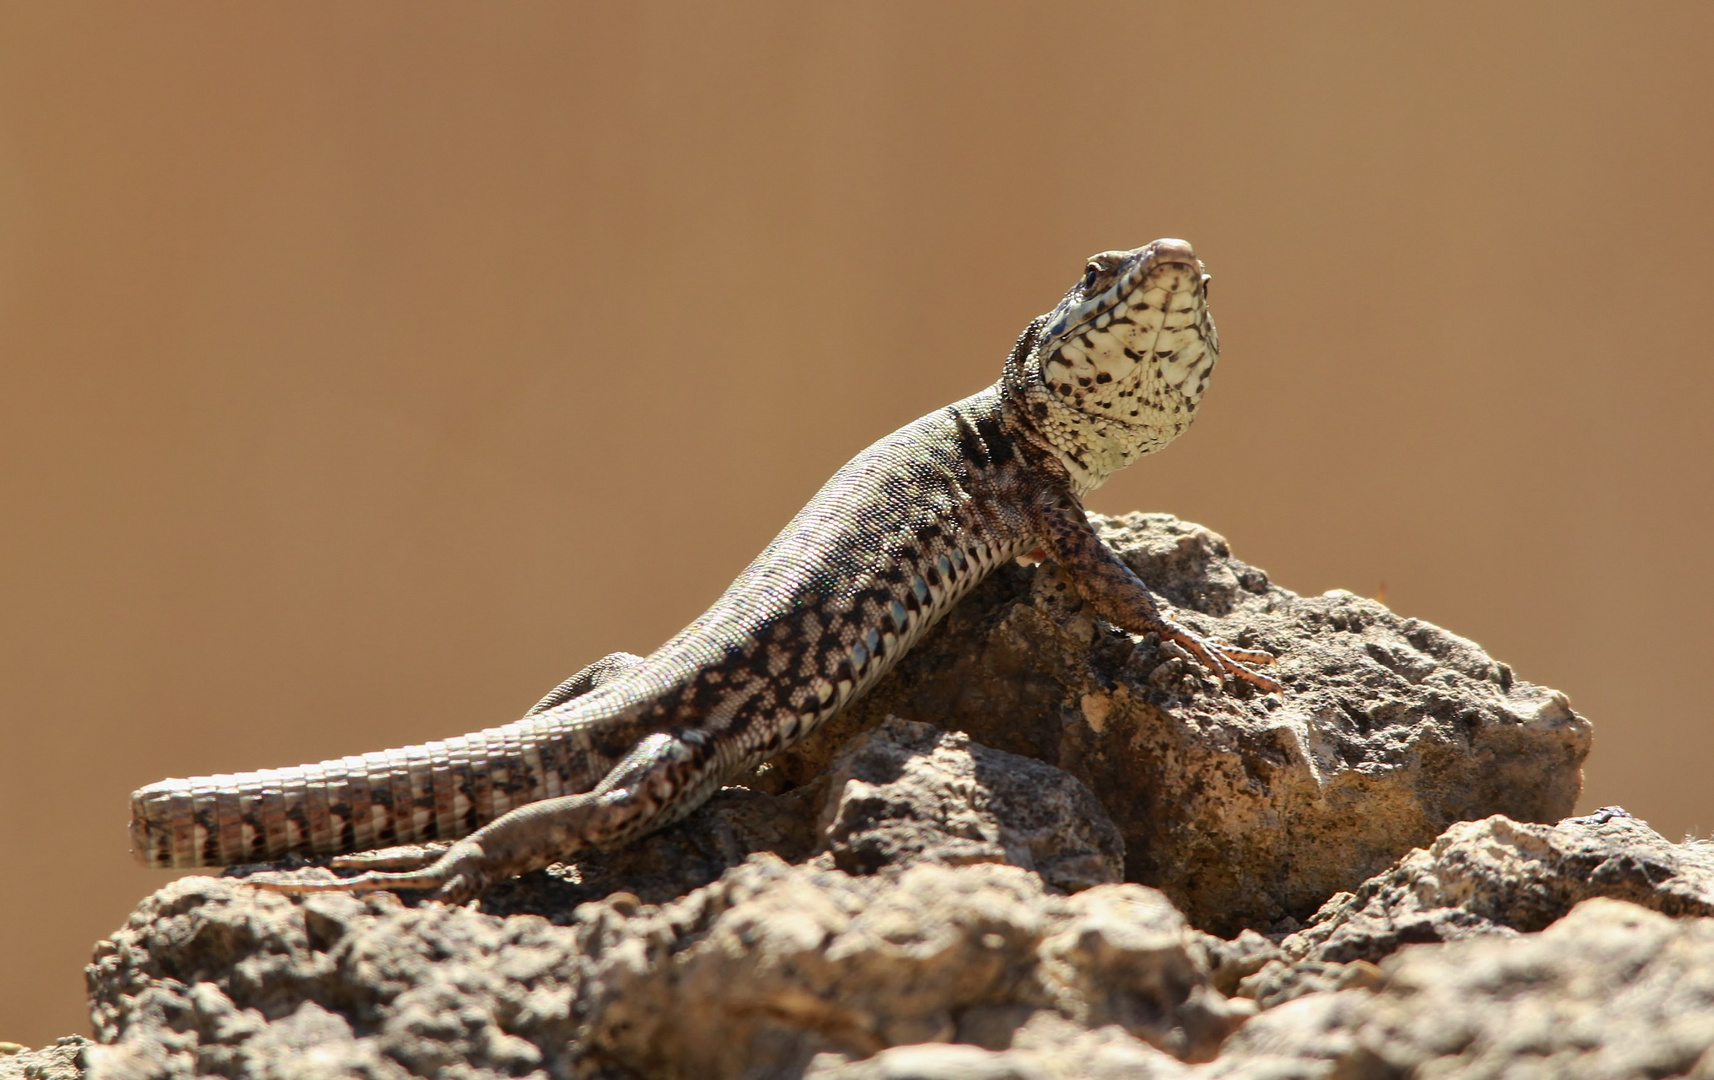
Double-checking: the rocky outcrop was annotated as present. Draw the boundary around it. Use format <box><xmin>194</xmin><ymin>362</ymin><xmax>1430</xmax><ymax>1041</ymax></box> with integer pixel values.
<box><xmin>1287</xmin><ymin>809</ymin><xmax>1714</xmax><ymax>963</ymax></box>
<box><xmin>1233</xmin><ymin>808</ymin><xmax>1714</xmax><ymax>1009</ymax></box>
<box><xmin>760</xmin><ymin>513</ymin><xmax>1590</xmax><ymax>933</ymax></box>
<box><xmin>83</xmin><ymin>721</ymin><xmax>1233</xmax><ymax>1079</ymax></box>
<box><xmin>0</xmin><ymin>1038</ymin><xmax>89</xmax><ymax>1080</ymax></box>
<box><xmin>59</xmin><ymin>512</ymin><xmax>1714</xmax><ymax>1079</ymax></box>
<box><xmin>812</xmin><ymin>896</ymin><xmax>1714</xmax><ymax>1079</ymax></box>
<box><xmin>814</xmin><ymin>719</ymin><xmax>1125</xmax><ymax>894</ymax></box>
<box><xmin>1217</xmin><ymin>898</ymin><xmax>1714</xmax><ymax>1080</ymax></box>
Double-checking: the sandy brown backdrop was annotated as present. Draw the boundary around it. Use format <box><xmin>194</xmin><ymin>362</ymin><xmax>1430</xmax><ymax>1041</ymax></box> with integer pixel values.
<box><xmin>3</xmin><ymin>2</ymin><xmax>1711</xmax><ymax>1045</ymax></box>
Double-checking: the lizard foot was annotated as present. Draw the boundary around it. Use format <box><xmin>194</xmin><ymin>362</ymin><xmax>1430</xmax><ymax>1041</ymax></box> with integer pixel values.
<box><xmin>239</xmin><ymin>838</ymin><xmax>493</xmax><ymax>904</ymax></box>
<box><xmin>1152</xmin><ymin>620</ymin><xmax>1282</xmax><ymax>693</ymax></box>
<box><xmin>236</xmin><ymin>754</ymin><xmax>713</xmax><ymax>903</ymax></box>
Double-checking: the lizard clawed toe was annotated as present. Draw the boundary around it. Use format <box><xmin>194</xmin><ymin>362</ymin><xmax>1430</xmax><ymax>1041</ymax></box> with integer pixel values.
<box><xmin>235</xmin><ymin>839</ymin><xmax>489</xmax><ymax>903</ymax></box>
<box><xmin>240</xmin><ymin>862</ymin><xmax>478</xmax><ymax>903</ymax></box>
<box><xmin>1215</xmin><ymin>643</ymin><xmax>1277</xmax><ymax>667</ymax></box>
<box><xmin>326</xmin><ymin>842</ymin><xmax>451</xmax><ymax>872</ymax></box>
<box><xmin>238</xmin><ymin>869</ymin><xmax>414</xmax><ymax>895</ymax></box>
<box><xmin>1155</xmin><ymin>623</ymin><xmax>1283</xmax><ymax>693</ymax></box>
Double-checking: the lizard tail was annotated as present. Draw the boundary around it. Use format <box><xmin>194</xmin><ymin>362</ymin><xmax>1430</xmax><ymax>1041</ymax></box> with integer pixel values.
<box><xmin>129</xmin><ymin>709</ymin><xmax>610</xmax><ymax>869</ymax></box>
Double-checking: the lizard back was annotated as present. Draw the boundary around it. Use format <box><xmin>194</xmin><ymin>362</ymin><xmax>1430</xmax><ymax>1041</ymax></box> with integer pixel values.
<box><xmin>130</xmin><ymin>390</ymin><xmax>1036</xmax><ymax>868</ymax></box>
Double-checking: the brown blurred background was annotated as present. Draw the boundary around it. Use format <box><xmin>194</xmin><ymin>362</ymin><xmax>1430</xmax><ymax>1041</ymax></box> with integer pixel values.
<box><xmin>3</xmin><ymin>2</ymin><xmax>1711</xmax><ymax>1044</ymax></box>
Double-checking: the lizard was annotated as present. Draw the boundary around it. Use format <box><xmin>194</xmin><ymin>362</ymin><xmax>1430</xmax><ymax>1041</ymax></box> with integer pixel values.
<box><xmin>129</xmin><ymin>238</ymin><xmax>1281</xmax><ymax>903</ymax></box>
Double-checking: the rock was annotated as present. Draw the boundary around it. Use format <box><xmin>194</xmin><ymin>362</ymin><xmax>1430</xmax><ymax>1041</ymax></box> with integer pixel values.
<box><xmin>0</xmin><ymin>1038</ymin><xmax>88</xmax><ymax>1080</ymax></box>
<box><xmin>758</xmin><ymin>513</ymin><xmax>1591</xmax><ymax>933</ymax></box>
<box><xmin>1233</xmin><ymin>810</ymin><xmax>1714</xmax><ymax>1007</ymax></box>
<box><xmin>87</xmin><ymin>864</ymin><xmax>1249</xmax><ymax>1079</ymax></box>
<box><xmin>816</xmin><ymin>717</ymin><xmax>1124</xmax><ymax>894</ymax></box>
<box><xmin>76</xmin><ymin>512</ymin><xmax>1616</xmax><ymax>1078</ymax></box>
<box><xmin>479</xmin><ymin>782</ymin><xmax>818</xmax><ymax>920</ymax></box>
<box><xmin>583</xmin><ymin>861</ymin><xmax>1249</xmax><ymax>1077</ymax></box>
<box><xmin>805</xmin><ymin>897</ymin><xmax>1714</xmax><ymax>1078</ymax></box>
<box><xmin>805</xmin><ymin>1014</ymin><xmax>1193</xmax><ymax>1079</ymax></box>
<box><xmin>1213</xmin><ymin>898</ymin><xmax>1714</xmax><ymax>1078</ymax></box>
<box><xmin>86</xmin><ymin>880</ymin><xmax>584</xmax><ymax>1080</ymax></box>
<box><xmin>1289</xmin><ymin>811</ymin><xmax>1714</xmax><ymax>965</ymax></box>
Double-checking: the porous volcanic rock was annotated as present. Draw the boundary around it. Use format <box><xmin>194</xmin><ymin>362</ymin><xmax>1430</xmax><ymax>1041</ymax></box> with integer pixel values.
<box><xmin>86</xmin><ymin>864</ymin><xmax>1251</xmax><ymax>1079</ymax></box>
<box><xmin>0</xmin><ymin>1038</ymin><xmax>89</xmax><ymax>1080</ymax></box>
<box><xmin>760</xmin><ymin>512</ymin><xmax>1591</xmax><ymax>933</ymax></box>
<box><xmin>800</xmin><ymin>868</ymin><xmax>1714</xmax><ymax>1080</ymax></box>
<box><xmin>1289</xmin><ymin>809</ymin><xmax>1714</xmax><ymax>964</ymax></box>
<box><xmin>1213</xmin><ymin>898</ymin><xmax>1714</xmax><ymax>1079</ymax></box>
<box><xmin>815</xmin><ymin>718</ymin><xmax>1125</xmax><ymax>894</ymax></box>
<box><xmin>1233</xmin><ymin>808</ymin><xmax>1714</xmax><ymax>1008</ymax></box>
<box><xmin>71</xmin><ymin>512</ymin><xmax>1632</xmax><ymax>1080</ymax></box>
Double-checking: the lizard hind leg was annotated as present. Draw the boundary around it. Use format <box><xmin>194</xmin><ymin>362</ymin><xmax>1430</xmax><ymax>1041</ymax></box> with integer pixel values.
<box><xmin>235</xmin><ymin>651</ymin><xmax>654</xmax><ymax>899</ymax></box>
<box><xmin>528</xmin><ymin>651</ymin><xmax>647</xmax><ymax>714</ymax></box>
<box><xmin>240</xmin><ymin>833</ymin><xmax>497</xmax><ymax>903</ymax></box>
<box><xmin>241</xmin><ymin>787</ymin><xmax>649</xmax><ymax>904</ymax></box>
<box><xmin>241</xmin><ymin>730</ymin><xmax>710</xmax><ymax>903</ymax></box>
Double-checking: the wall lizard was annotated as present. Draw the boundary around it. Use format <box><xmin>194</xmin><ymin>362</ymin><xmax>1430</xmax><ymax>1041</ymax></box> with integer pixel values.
<box><xmin>129</xmin><ymin>239</ymin><xmax>1280</xmax><ymax>902</ymax></box>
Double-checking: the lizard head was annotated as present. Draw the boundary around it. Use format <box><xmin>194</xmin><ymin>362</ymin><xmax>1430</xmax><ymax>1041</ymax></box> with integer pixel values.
<box><xmin>1005</xmin><ymin>238</ymin><xmax>1220</xmax><ymax>493</ymax></box>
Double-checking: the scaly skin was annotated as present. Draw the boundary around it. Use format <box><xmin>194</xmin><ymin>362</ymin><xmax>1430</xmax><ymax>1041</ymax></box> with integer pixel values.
<box><xmin>129</xmin><ymin>238</ymin><xmax>1280</xmax><ymax>901</ymax></box>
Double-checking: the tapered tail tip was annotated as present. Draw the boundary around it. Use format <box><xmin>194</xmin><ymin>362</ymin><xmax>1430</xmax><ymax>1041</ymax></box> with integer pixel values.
<box><xmin>129</xmin><ymin>779</ymin><xmax>192</xmax><ymax>869</ymax></box>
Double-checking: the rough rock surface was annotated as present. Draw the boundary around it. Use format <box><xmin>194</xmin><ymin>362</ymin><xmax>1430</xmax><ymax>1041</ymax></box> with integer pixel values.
<box><xmin>756</xmin><ymin>513</ymin><xmax>1591</xmax><ymax>933</ymax></box>
<box><xmin>1289</xmin><ymin>810</ymin><xmax>1714</xmax><ymax>963</ymax></box>
<box><xmin>60</xmin><ymin>512</ymin><xmax>1706</xmax><ymax>1080</ymax></box>
<box><xmin>1238</xmin><ymin>809</ymin><xmax>1714</xmax><ymax>1008</ymax></box>
<box><xmin>0</xmin><ymin>1038</ymin><xmax>89</xmax><ymax>1080</ymax></box>
<box><xmin>86</xmin><ymin>865</ymin><xmax>1250</xmax><ymax>1079</ymax></box>
<box><xmin>1216</xmin><ymin>898</ymin><xmax>1714</xmax><ymax>1079</ymax></box>
<box><xmin>815</xmin><ymin>718</ymin><xmax>1125</xmax><ymax>893</ymax></box>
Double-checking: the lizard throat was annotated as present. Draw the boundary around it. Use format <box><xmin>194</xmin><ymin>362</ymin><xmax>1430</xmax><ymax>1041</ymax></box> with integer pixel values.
<box><xmin>1017</xmin><ymin>251</ymin><xmax>1220</xmax><ymax>493</ymax></box>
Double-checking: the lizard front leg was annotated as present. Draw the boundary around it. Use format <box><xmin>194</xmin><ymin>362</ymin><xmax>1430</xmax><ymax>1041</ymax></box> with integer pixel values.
<box><xmin>1027</xmin><ymin>490</ymin><xmax>1283</xmax><ymax>694</ymax></box>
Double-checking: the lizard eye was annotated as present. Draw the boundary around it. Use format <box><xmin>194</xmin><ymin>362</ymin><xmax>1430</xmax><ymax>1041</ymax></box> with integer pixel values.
<box><xmin>1080</xmin><ymin>252</ymin><xmax>1124</xmax><ymax>294</ymax></box>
